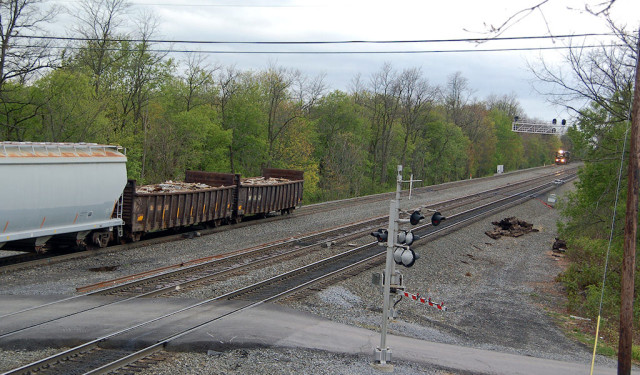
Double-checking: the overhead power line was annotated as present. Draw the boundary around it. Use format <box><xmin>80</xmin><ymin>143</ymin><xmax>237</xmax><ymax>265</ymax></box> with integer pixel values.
<box><xmin>35</xmin><ymin>43</ymin><xmax>622</xmax><ymax>54</ymax></box>
<box><xmin>19</xmin><ymin>33</ymin><xmax>615</xmax><ymax>46</ymax></box>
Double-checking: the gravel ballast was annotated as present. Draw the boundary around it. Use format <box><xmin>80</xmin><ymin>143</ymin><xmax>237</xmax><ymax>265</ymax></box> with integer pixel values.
<box><xmin>1</xmin><ymin>165</ymin><xmax>608</xmax><ymax>374</ymax></box>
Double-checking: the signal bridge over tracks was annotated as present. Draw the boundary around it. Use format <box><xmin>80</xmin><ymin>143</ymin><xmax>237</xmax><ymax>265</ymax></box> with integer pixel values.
<box><xmin>512</xmin><ymin>119</ymin><xmax>566</xmax><ymax>134</ymax></box>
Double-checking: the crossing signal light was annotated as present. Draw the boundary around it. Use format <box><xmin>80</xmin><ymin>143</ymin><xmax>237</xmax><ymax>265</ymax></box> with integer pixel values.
<box><xmin>431</xmin><ymin>212</ymin><xmax>445</xmax><ymax>226</ymax></box>
<box><xmin>371</xmin><ymin>229</ymin><xmax>388</xmax><ymax>242</ymax></box>
<box><xmin>397</xmin><ymin>230</ymin><xmax>419</xmax><ymax>246</ymax></box>
<box><xmin>393</xmin><ymin>247</ymin><xmax>419</xmax><ymax>267</ymax></box>
<box><xmin>410</xmin><ymin>211</ymin><xmax>425</xmax><ymax>225</ymax></box>
<box><xmin>410</xmin><ymin>210</ymin><xmax>446</xmax><ymax>226</ymax></box>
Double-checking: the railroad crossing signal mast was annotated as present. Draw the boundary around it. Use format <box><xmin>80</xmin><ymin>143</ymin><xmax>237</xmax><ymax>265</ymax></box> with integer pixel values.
<box><xmin>373</xmin><ymin>165</ymin><xmax>444</xmax><ymax>369</ymax></box>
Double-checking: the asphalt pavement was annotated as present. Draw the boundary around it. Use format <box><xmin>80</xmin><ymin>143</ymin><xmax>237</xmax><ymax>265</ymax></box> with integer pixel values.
<box><xmin>0</xmin><ymin>295</ymin><xmax>626</xmax><ymax>375</ymax></box>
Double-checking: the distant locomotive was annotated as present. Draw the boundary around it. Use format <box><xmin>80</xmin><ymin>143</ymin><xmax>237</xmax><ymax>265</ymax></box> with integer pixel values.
<box><xmin>0</xmin><ymin>142</ymin><xmax>304</xmax><ymax>252</ymax></box>
<box><xmin>555</xmin><ymin>150</ymin><xmax>571</xmax><ymax>165</ymax></box>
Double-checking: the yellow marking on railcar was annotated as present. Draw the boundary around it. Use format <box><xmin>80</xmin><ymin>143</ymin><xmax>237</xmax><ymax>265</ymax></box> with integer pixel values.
<box><xmin>177</xmin><ymin>207</ymin><xmax>180</xmax><ymax>218</ymax></box>
<box><xmin>190</xmin><ymin>207</ymin><xmax>193</xmax><ymax>216</ymax></box>
<box><xmin>137</xmin><ymin>215</ymin><xmax>144</xmax><ymax>222</ymax></box>
<box><xmin>162</xmin><ymin>209</ymin><xmax>166</xmax><ymax>221</ymax></box>
<box><xmin>203</xmin><ymin>204</ymin><xmax>206</xmax><ymax>214</ymax></box>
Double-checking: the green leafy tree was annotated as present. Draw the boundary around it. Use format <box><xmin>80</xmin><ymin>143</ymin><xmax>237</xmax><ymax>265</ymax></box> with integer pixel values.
<box><xmin>491</xmin><ymin>109</ymin><xmax>524</xmax><ymax>171</ymax></box>
<box><xmin>140</xmin><ymin>102</ymin><xmax>230</xmax><ymax>183</ymax></box>
<box><xmin>219</xmin><ymin>71</ymin><xmax>269</xmax><ymax>176</ymax></box>
<box><xmin>410</xmin><ymin>109</ymin><xmax>470</xmax><ymax>185</ymax></box>
<box><xmin>35</xmin><ymin>69</ymin><xmax>109</xmax><ymax>142</ymax></box>
<box><xmin>312</xmin><ymin>90</ymin><xmax>368</xmax><ymax>200</ymax></box>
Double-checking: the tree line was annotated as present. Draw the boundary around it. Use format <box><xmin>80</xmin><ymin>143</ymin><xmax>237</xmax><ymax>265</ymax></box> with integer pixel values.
<box><xmin>544</xmin><ymin>22</ymin><xmax>639</xmax><ymax>354</ymax></box>
<box><xmin>0</xmin><ymin>0</ymin><xmax>563</xmax><ymax>203</ymax></box>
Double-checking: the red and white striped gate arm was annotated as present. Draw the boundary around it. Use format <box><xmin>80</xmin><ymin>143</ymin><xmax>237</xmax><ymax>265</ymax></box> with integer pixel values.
<box><xmin>402</xmin><ymin>291</ymin><xmax>447</xmax><ymax>311</ymax></box>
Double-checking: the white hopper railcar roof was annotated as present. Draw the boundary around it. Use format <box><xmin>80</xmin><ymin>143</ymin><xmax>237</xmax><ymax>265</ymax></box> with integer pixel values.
<box><xmin>0</xmin><ymin>142</ymin><xmax>125</xmax><ymax>159</ymax></box>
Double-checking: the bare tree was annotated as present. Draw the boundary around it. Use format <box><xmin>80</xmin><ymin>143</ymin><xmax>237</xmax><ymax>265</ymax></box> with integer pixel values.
<box><xmin>486</xmin><ymin>93</ymin><xmax>523</xmax><ymax>118</ymax></box>
<box><xmin>366</xmin><ymin>62</ymin><xmax>402</xmax><ymax>184</ymax></box>
<box><xmin>0</xmin><ymin>0</ymin><xmax>56</xmax><ymax>91</ymax></box>
<box><xmin>443</xmin><ymin>71</ymin><xmax>474</xmax><ymax>126</ymax></box>
<box><xmin>261</xmin><ymin>63</ymin><xmax>325</xmax><ymax>167</ymax></box>
<box><xmin>291</xmin><ymin>69</ymin><xmax>326</xmax><ymax>115</ymax></box>
<box><xmin>0</xmin><ymin>0</ymin><xmax>57</xmax><ymax>139</ymax></box>
<box><xmin>398</xmin><ymin>67</ymin><xmax>436</xmax><ymax>166</ymax></box>
<box><xmin>530</xmin><ymin>33</ymin><xmax>637</xmax><ymax>123</ymax></box>
<box><xmin>182</xmin><ymin>53</ymin><xmax>217</xmax><ymax>112</ymax></box>
<box><xmin>476</xmin><ymin>0</ymin><xmax>617</xmax><ymax>37</ymax></box>
<box><xmin>72</xmin><ymin>0</ymin><xmax>130</xmax><ymax>95</ymax></box>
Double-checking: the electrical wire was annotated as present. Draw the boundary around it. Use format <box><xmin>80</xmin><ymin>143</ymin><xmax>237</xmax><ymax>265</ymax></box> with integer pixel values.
<box><xmin>18</xmin><ymin>43</ymin><xmax>623</xmax><ymax>55</ymax></box>
<box><xmin>17</xmin><ymin>32</ymin><xmax>614</xmax><ymax>45</ymax></box>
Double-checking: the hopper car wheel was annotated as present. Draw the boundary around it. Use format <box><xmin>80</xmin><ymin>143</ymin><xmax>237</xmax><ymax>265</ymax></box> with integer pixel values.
<box><xmin>233</xmin><ymin>216</ymin><xmax>243</xmax><ymax>224</ymax></box>
<box><xmin>92</xmin><ymin>231</ymin><xmax>112</xmax><ymax>248</ymax></box>
<box><xmin>281</xmin><ymin>208</ymin><xmax>292</xmax><ymax>215</ymax></box>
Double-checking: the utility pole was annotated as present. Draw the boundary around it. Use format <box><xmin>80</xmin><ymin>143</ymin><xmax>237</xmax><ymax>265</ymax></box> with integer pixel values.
<box><xmin>618</xmin><ymin>29</ymin><xmax>640</xmax><ymax>375</ymax></box>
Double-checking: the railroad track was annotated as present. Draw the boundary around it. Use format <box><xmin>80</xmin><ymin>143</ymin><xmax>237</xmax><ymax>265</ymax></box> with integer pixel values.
<box><xmin>0</xmin><ymin>169</ymin><xmax>576</xmax><ymax>336</ymax></box>
<box><xmin>0</xmin><ymin>169</ymin><xmax>576</xmax><ymax>375</ymax></box>
<box><xmin>0</xmin><ymin>165</ymin><xmax>569</xmax><ymax>273</ymax></box>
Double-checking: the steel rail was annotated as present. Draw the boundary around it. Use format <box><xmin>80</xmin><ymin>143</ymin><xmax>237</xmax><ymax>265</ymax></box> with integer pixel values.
<box><xmin>0</xmin><ymin>168</ymin><xmax>575</xmax><ymax>328</ymax></box>
<box><xmin>0</xmin><ymin>172</ymin><xmax>575</xmax><ymax>375</ymax></box>
<box><xmin>80</xmin><ymin>173</ymin><xmax>576</xmax><ymax>375</ymax></box>
<box><xmin>0</xmin><ymin>165</ymin><xmax>575</xmax><ymax>273</ymax></box>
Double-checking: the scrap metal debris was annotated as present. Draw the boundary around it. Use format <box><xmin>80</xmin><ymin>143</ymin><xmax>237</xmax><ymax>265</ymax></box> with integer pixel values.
<box><xmin>485</xmin><ymin>217</ymin><xmax>539</xmax><ymax>239</ymax></box>
<box><xmin>136</xmin><ymin>180</ymin><xmax>213</xmax><ymax>193</ymax></box>
<box><xmin>136</xmin><ymin>176</ymin><xmax>293</xmax><ymax>193</ymax></box>
<box><xmin>552</xmin><ymin>238</ymin><xmax>567</xmax><ymax>253</ymax></box>
<box><xmin>242</xmin><ymin>177</ymin><xmax>291</xmax><ymax>185</ymax></box>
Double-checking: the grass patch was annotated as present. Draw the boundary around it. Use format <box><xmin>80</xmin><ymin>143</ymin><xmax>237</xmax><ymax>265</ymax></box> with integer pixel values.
<box><xmin>549</xmin><ymin>311</ymin><xmax>640</xmax><ymax>363</ymax></box>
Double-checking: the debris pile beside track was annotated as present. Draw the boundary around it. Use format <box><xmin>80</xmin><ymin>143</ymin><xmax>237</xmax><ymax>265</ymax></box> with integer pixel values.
<box><xmin>136</xmin><ymin>181</ymin><xmax>214</xmax><ymax>193</ymax></box>
<box><xmin>485</xmin><ymin>217</ymin><xmax>539</xmax><ymax>239</ymax></box>
<box><xmin>552</xmin><ymin>238</ymin><xmax>567</xmax><ymax>253</ymax></box>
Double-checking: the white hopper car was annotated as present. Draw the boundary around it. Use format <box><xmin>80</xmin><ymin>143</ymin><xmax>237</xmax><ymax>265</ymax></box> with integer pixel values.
<box><xmin>0</xmin><ymin>142</ymin><xmax>127</xmax><ymax>252</ymax></box>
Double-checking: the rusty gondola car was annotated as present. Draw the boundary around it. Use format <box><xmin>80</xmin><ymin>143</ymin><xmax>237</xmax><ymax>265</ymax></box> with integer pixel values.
<box><xmin>121</xmin><ymin>168</ymin><xmax>304</xmax><ymax>241</ymax></box>
<box><xmin>121</xmin><ymin>178</ymin><xmax>236</xmax><ymax>242</ymax></box>
<box><xmin>185</xmin><ymin>168</ymin><xmax>304</xmax><ymax>220</ymax></box>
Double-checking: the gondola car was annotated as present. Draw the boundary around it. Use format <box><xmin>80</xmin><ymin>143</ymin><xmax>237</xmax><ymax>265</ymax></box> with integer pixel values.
<box><xmin>0</xmin><ymin>141</ymin><xmax>304</xmax><ymax>252</ymax></box>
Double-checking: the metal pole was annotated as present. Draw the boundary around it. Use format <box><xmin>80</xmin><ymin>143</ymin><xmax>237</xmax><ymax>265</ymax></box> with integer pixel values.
<box><xmin>376</xmin><ymin>165</ymin><xmax>402</xmax><ymax>366</ymax></box>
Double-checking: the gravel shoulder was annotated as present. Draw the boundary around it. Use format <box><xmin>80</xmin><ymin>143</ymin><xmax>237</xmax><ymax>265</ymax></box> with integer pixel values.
<box><xmin>1</xmin><ymin>166</ymin><xmax>605</xmax><ymax>374</ymax></box>
<box><xmin>289</xmin><ymin>181</ymin><xmax>605</xmax><ymax>363</ymax></box>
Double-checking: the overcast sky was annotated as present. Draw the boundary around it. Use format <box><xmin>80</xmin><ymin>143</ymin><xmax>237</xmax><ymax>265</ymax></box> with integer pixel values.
<box><xmin>49</xmin><ymin>0</ymin><xmax>640</xmax><ymax>123</ymax></box>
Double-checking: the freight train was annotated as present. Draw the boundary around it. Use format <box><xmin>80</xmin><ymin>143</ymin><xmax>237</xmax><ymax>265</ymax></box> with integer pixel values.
<box><xmin>555</xmin><ymin>149</ymin><xmax>571</xmax><ymax>165</ymax></box>
<box><xmin>0</xmin><ymin>142</ymin><xmax>303</xmax><ymax>252</ymax></box>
